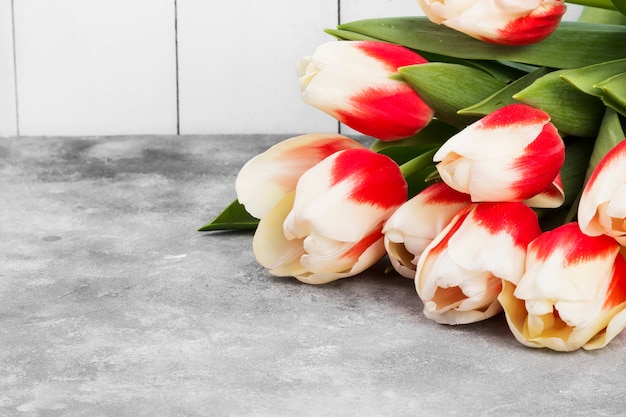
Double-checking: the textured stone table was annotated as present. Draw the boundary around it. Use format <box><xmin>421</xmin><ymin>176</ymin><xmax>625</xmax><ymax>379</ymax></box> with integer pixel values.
<box><xmin>1</xmin><ymin>135</ymin><xmax>626</xmax><ymax>417</ymax></box>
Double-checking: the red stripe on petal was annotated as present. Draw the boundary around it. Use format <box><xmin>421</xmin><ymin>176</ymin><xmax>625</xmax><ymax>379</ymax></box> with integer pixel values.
<box><xmin>585</xmin><ymin>139</ymin><xmax>626</xmax><ymax>190</ymax></box>
<box><xmin>330</xmin><ymin>149</ymin><xmax>408</xmax><ymax>209</ymax></box>
<box><xmin>604</xmin><ymin>250</ymin><xmax>626</xmax><ymax>310</ymax></box>
<box><xmin>510</xmin><ymin>122</ymin><xmax>564</xmax><ymax>200</ymax></box>
<box><xmin>427</xmin><ymin>205</ymin><xmax>474</xmax><ymax>257</ymax></box>
<box><xmin>341</xmin><ymin>225</ymin><xmax>384</xmax><ymax>261</ymax></box>
<box><xmin>495</xmin><ymin>2</ymin><xmax>566</xmax><ymax>46</ymax></box>
<box><xmin>282</xmin><ymin>137</ymin><xmax>362</xmax><ymax>161</ymax></box>
<box><xmin>355</xmin><ymin>41</ymin><xmax>428</xmax><ymax>72</ymax></box>
<box><xmin>421</xmin><ymin>181</ymin><xmax>472</xmax><ymax>205</ymax></box>
<box><xmin>470</xmin><ymin>202</ymin><xmax>542</xmax><ymax>248</ymax></box>
<box><xmin>478</xmin><ymin>104</ymin><xmax>550</xmax><ymax>130</ymax></box>
<box><xmin>337</xmin><ymin>85</ymin><xmax>433</xmax><ymax>141</ymax></box>
<box><xmin>531</xmin><ymin>223</ymin><xmax>620</xmax><ymax>267</ymax></box>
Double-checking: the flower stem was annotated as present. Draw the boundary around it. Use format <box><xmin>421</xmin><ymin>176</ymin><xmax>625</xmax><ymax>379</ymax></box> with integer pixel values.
<box><xmin>566</xmin><ymin>0</ymin><xmax>618</xmax><ymax>10</ymax></box>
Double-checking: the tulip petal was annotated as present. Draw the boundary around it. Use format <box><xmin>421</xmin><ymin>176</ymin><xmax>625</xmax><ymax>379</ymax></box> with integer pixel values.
<box><xmin>500</xmin><ymin>222</ymin><xmax>626</xmax><ymax>351</ymax></box>
<box><xmin>415</xmin><ymin>202</ymin><xmax>541</xmax><ymax>325</ymax></box>
<box><xmin>285</xmin><ymin>149</ymin><xmax>407</xmax><ymax>243</ymax></box>
<box><xmin>434</xmin><ymin>104</ymin><xmax>564</xmax><ymax>202</ymax></box>
<box><xmin>579</xmin><ymin>139</ymin><xmax>626</xmax><ymax>244</ymax></box>
<box><xmin>523</xmin><ymin>174</ymin><xmax>565</xmax><ymax>208</ymax></box>
<box><xmin>236</xmin><ymin>133</ymin><xmax>364</xmax><ymax>219</ymax></box>
<box><xmin>418</xmin><ymin>0</ymin><xmax>566</xmax><ymax>46</ymax></box>
<box><xmin>252</xmin><ymin>192</ymin><xmax>308</xmax><ymax>277</ymax></box>
<box><xmin>297</xmin><ymin>41</ymin><xmax>433</xmax><ymax>141</ymax></box>
<box><xmin>383</xmin><ymin>182</ymin><xmax>472</xmax><ymax>278</ymax></box>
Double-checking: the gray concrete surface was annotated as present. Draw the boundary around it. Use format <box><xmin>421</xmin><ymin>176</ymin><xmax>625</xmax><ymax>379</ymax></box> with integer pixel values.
<box><xmin>1</xmin><ymin>134</ymin><xmax>625</xmax><ymax>417</ymax></box>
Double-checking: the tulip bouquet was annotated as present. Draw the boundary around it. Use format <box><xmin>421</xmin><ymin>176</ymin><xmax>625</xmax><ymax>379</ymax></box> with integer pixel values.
<box><xmin>201</xmin><ymin>0</ymin><xmax>626</xmax><ymax>352</ymax></box>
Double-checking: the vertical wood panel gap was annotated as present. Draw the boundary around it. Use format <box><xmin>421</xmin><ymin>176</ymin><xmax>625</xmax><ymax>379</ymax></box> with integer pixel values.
<box><xmin>174</xmin><ymin>0</ymin><xmax>180</xmax><ymax>135</ymax></box>
<box><xmin>337</xmin><ymin>0</ymin><xmax>342</xmax><ymax>134</ymax></box>
<box><xmin>11</xmin><ymin>0</ymin><xmax>20</xmax><ymax>136</ymax></box>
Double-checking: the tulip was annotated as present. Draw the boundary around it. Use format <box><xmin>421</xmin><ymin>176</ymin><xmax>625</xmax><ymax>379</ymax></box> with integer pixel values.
<box><xmin>415</xmin><ymin>202</ymin><xmax>542</xmax><ymax>324</ymax></box>
<box><xmin>235</xmin><ymin>133</ymin><xmax>364</xmax><ymax>219</ymax></box>
<box><xmin>296</xmin><ymin>41</ymin><xmax>434</xmax><ymax>142</ymax></box>
<box><xmin>417</xmin><ymin>0</ymin><xmax>567</xmax><ymax>46</ymax></box>
<box><xmin>433</xmin><ymin>104</ymin><xmax>565</xmax><ymax>207</ymax></box>
<box><xmin>578</xmin><ymin>139</ymin><xmax>626</xmax><ymax>246</ymax></box>
<box><xmin>498</xmin><ymin>222</ymin><xmax>626</xmax><ymax>351</ymax></box>
<box><xmin>252</xmin><ymin>148</ymin><xmax>408</xmax><ymax>284</ymax></box>
<box><xmin>383</xmin><ymin>182</ymin><xmax>472</xmax><ymax>279</ymax></box>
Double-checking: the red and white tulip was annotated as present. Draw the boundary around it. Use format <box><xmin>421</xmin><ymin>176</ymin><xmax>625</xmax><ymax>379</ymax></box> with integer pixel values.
<box><xmin>498</xmin><ymin>222</ymin><xmax>626</xmax><ymax>351</ymax></box>
<box><xmin>433</xmin><ymin>104</ymin><xmax>565</xmax><ymax>207</ymax></box>
<box><xmin>253</xmin><ymin>148</ymin><xmax>408</xmax><ymax>284</ymax></box>
<box><xmin>383</xmin><ymin>182</ymin><xmax>472</xmax><ymax>278</ymax></box>
<box><xmin>578</xmin><ymin>139</ymin><xmax>626</xmax><ymax>246</ymax></box>
<box><xmin>236</xmin><ymin>133</ymin><xmax>364</xmax><ymax>219</ymax></box>
<box><xmin>415</xmin><ymin>202</ymin><xmax>542</xmax><ymax>324</ymax></box>
<box><xmin>297</xmin><ymin>41</ymin><xmax>434</xmax><ymax>142</ymax></box>
<box><xmin>417</xmin><ymin>0</ymin><xmax>567</xmax><ymax>46</ymax></box>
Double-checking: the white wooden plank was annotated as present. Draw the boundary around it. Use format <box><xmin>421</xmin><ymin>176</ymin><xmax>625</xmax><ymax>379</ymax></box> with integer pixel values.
<box><xmin>177</xmin><ymin>0</ymin><xmax>339</xmax><ymax>135</ymax></box>
<box><xmin>563</xmin><ymin>4</ymin><xmax>583</xmax><ymax>21</ymax></box>
<box><xmin>14</xmin><ymin>0</ymin><xmax>177</xmax><ymax>136</ymax></box>
<box><xmin>0</xmin><ymin>0</ymin><xmax>18</xmax><ymax>137</ymax></box>
<box><xmin>341</xmin><ymin>0</ymin><xmax>424</xmax><ymax>23</ymax></box>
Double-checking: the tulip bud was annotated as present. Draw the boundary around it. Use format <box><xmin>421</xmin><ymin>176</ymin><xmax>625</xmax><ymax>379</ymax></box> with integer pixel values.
<box><xmin>383</xmin><ymin>182</ymin><xmax>472</xmax><ymax>278</ymax></box>
<box><xmin>578</xmin><ymin>139</ymin><xmax>626</xmax><ymax>246</ymax></box>
<box><xmin>415</xmin><ymin>202</ymin><xmax>542</xmax><ymax>324</ymax></box>
<box><xmin>417</xmin><ymin>0</ymin><xmax>566</xmax><ymax>46</ymax></box>
<box><xmin>253</xmin><ymin>148</ymin><xmax>408</xmax><ymax>284</ymax></box>
<box><xmin>297</xmin><ymin>41</ymin><xmax>434</xmax><ymax>141</ymax></box>
<box><xmin>498</xmin><ymin>222</ymin><xmax>626</xmax><ymax>351</ymax></box>
<box><xmin>433</xmin><ymin>104</ymin><xmax>565</xmax><ymax>207</ymax></box>
<box><xmin>236</xmin><ymin>133</ymin><xmax>364</xmax><ymax>219</ymax></box>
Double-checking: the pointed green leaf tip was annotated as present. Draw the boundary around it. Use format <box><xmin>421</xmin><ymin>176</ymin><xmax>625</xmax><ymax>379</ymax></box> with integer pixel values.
<box><xmin>513</xmin><ymin>70</ymin><xmax>605</xmax><ymax>137</ymax></box>
<box><xmin>198</xmin><ymin>199</ymin><xmax>259</xmax><ymax>232</ymax></box>
<box><xmin>399</xmin><ymin>62</ymin><xmax>505</xmax><ymax>129</ymax></box>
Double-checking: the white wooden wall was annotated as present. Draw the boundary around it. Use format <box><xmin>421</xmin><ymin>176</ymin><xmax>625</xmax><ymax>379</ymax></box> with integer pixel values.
<box><xmin>0</xmin><ymin>1</ymin><xmax>582</xmax><ymax>138</ymax></box>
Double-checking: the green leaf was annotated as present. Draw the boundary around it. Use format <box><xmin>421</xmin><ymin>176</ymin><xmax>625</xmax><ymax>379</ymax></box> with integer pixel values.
<box><xmin>586</xmin><ymin>108</ymin><xmax>626</xmax><ymax>180</ymax></box>
<box><xmin>327</xmin><ymin>27</ymin><xmax>532</xmax><ymax>83</ymax></box>
<box><xmin>513</xmin><ymin>70</ymin><xmax>606</xmax><ymax>137</ymax></box>
<box><xmin>611</xmin><ymin>0</ymin><xmax>626</xmax><ymax>15</ymax></box>
<box><xmin>398</xmin><ymin>149</ymin><xmax>439</xmax><ymax>198</ymax></box>
<box><xmin>324</xmin><ymin>28</ymin><xmax>382</xmax><ymax>42</ymax></box>
<box><xmin>399</xmin><ymin>62</ymin><xmax>506</xmax><ymax>128</ymax></box>
<box><xmin>198</xmin><ymin>199</ymin><xmax>259</xmax><ymax>232</ymax></box>
<box><xmin>560</xmin><ymin>58</ymin><xmax>626</xmax><ymax>98</ymax></box>
<box><xmin>370</xmin><ymin>119</ymin><xmax>458</xmax><ymax>164</ymax></box>
<box><xmin>459</xmin><ymin>67</ymin><xmax>552</xmax><ymax>117</ymax></box>
<box><xmin>594</xmin><ymin>72</ymin><xmax>626</xmax><ymax>116</ymax></box>
<box><xmin>560</xmin><ymin>136</ymin><xmax>595</xmax><ymax>207</ymax></box>
<box><xmin>567</xmin><ymin>0</ymin><xmax>619</xmax><ymax>11</ymax></box>
<box><xmin>333</xmin><ymin>17</ymin><xmax>626</xmax><ymax>69</ymax></box>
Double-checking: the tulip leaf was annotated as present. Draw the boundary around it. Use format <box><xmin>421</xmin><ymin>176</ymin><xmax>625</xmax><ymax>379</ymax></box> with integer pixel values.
<box><xmin>513</xmin><ymin>70</ymin><xmax>606</xmax><ymax>137</ymax></box>
<box><xmin>333</xmin><ymin>17</ymin><xmax>626</xmax><ymax>69</ymax></box>
<box><xmin>399</xmin><ymin>149</ymin><xmax>439</xmax><ymax>198</ymax></box>
<box><xmin>324</xmin><ymin>28</ymin><xmax>382</xmax><ymax>42</ymax></box>
<box><xmin>594</xmin><ymin>72</ymin><xmax>626</xmax><ymax>117</ymax></box>
<box><xmin>198</xmin><ymin>199</ymin><xmax>258</xmax><ymax>232</ymax></box>
<box><xmin>560</xmin><ymin>136</ymin><xmax>595</xmax><ymax>207</ymax></box>
<box><xmin>611</xmin><ymin>0</ymin><xmax>626</xmax><ymax>15</ymax></box>
<box><xmin>370</xmin><ymin>119</ymin><xmax>458</xmax><ymax>164</ymax></box>
<box><xmin>586</xmin><ymin>108</ymin><xmax>626</xmax><ymax>181</ymax></box>
<box><xmin>459</xmin><ymin>67</ymin><xmax>553</xmax><ymax>117</ymax></box>
<box><xmin>326</xmin><ymin>28</ymin><xmax>532</xmax><ymax>83</ymax></box>
<box><xmin>560</xmin><ymin>58</ymin><xmax>626</xmax><ymax>98</ymax></box>
<box><xmin>399</xmin><ymin>63</ymin><xmax>506</xmax><ymax>128</ymax></box>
